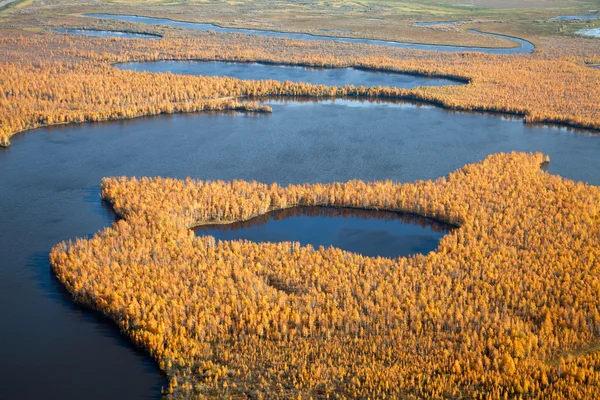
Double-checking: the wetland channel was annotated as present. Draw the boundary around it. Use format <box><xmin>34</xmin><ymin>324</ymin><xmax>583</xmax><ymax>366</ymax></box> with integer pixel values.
<box><xmin>86</xmin><ymin>13</ymin><xmax>535</xmax><ymax>54</ymax></box>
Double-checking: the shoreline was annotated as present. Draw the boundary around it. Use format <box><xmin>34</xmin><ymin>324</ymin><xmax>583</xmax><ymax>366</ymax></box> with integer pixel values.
<box><xmin>4</xmin><ymin>87</ymin><xmax>599</xmax><ymax>149</ymax></box>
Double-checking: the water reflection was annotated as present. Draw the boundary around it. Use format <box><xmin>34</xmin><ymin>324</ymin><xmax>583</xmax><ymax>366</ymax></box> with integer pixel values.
<box><xmin>195</xmin><ymin>207</ymin><xmax>453</xmax><ymax>259</ymax></box>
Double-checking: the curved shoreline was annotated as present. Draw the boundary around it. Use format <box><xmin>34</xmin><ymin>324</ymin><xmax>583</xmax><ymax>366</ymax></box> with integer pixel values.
<box><xmin>4</xmin><ymin>76</ymin><xmax>600</xmax><ymax>396</ymax></box>
<box><xmin>4</xmin><ymin>66</ymin><xmax>598</xmax><ymax>148</ymax></box>
<box><xmin>85</xmin><ymin>13</ymin><xmax>534</xmax><ymax>54</ymax></box>
<box><xmin>114</xmin><ymin>58</ymin><xmax>472</xmax><ymax>83</ymax></box>
<box><xmin>4</xmin><ymin>90</ymin><xmax>598</xmax><ymax>150</ymax></box>
<box><xmin>114</xmin><ymin>59</ymin><xmax>470</xmax><ymax>85</ymax></box>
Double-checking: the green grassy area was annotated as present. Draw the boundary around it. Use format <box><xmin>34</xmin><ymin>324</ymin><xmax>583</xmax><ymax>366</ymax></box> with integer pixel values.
<box><xmin>2</xmin><ymin>0</ymin><xmax>599</xmax><ymax>47</ymax></box>
<box><xmin>98</xmin><ymin>0</ymin><xmax>599</xmax><ymax>19</ymax></box>
<box><xmin>0</xmin><ymin>0</ymin><xmax>27</xmax><ymax>12</ymax></box>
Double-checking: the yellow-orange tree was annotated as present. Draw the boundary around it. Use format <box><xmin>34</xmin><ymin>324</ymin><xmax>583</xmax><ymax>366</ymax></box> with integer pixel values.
<box><xmin>51</xmin><ymin>153</ymin><xmax>600</xmax><ymax>399</ymax></box>
<box><xmin>1</xmin><ymin>31</ymin><xmax>600</xmax><ymax>147</ymax></box>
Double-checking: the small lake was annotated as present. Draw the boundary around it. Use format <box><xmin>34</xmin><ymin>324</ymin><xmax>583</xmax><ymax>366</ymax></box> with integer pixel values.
<box><xmin>194</xmin><ymin>207</ymin><xmax>452</xmax><ymax>258</ymax></box>
<box><xmin>116</xmin><ymin>61</ymin><xmax>463</xmax><ymax>88</ymax></box>
<box><xmin>87</xmin><ymin>14</ymin><xmax>534</xmax><ymax>54</ymax></box>
<box><xmin>54</xmin><ymin>29</ymin><xmax>160</xmax><ymax>39</ymax></box>
<box><xmin>576</xmin><ymin>28</ymin><xmax>600</xmax><ymax>38</ymax></box>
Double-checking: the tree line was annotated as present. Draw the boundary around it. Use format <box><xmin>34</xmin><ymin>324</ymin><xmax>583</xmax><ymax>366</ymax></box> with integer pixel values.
<box><xmin>1</xmin><ymin>31</ymin><xmax>600</xmax><ymax>146</ymax></box>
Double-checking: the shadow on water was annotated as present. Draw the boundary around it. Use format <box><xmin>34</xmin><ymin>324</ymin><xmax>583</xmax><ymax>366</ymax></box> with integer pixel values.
<box><xmin>195</xmin><ymin>207</ymin><xmax>454</xmax><ymax>259</ymax></box>
<box><xmin>82</xmin><ymin>185</ymin><xmax>122</xmax><ymax>222</ymax></box>
<box><xmin>27</xmin><ymin>253</ymin><xmax>167</xmax><ymax>397</ymax></box>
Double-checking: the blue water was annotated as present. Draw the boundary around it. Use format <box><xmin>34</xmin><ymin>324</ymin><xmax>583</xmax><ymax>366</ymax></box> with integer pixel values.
<box><xmin>195</xmin><ymin>207</ymin><xmax>452</xmax><ymax>258</ymax></box>
<box><xmin>552</xmin><ymin>15</ymin><xmax>598</xmax><ymax>21</ymax></box>
<box><xmin>116</xmin><ymin>61</ymin><xmax>464</xmax><ymax>88</ymax></box>
<box><xmin>576</xmin><ymin>28</ymin><xmax>600</xmax><ymax>38</ymax></box>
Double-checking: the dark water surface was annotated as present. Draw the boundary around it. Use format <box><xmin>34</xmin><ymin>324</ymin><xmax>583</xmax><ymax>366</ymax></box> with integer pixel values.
<box><xmin>195</xmin><ymin>207</ymin><xmax>452</xmax><ymax>259</ymax></box>
<box><xmin>2</xmin><ymin>97</ymin><xmax>600</xmax><ymax>399</ymax></box>
<box><xmin>54</xmin><ymin>29</ymin><xmax>160</xmax><ymax>39</ymax></box>
<box><xmin>116</xmin><ymin>61</ymin><xmax>463</xmax><ymax>88</ymax></box>
<box><xmin>87</xmin><ymin>13</ymin><xmax>534</xmax><ymax>54</ymax></box>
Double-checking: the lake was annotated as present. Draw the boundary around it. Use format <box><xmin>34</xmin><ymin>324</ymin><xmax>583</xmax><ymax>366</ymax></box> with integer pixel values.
<box><xmin>116</xmin><ymin>60</ymin><xmax>464</xmax><ymax>88</ymax></box>
<box><xmin>2</xmin><ymin>93</ymin><xmax>600</xmax><ymax>398</ymax></box>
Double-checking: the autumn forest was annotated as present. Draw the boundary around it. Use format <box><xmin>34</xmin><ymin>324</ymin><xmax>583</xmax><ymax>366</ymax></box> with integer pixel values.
<box><xmin>2</xmin><ymin>1</ymin><xmax>600</xmax><ymax>399</ymax></box>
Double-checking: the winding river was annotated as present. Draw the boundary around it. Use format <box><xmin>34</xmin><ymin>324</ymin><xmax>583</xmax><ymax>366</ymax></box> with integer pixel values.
<box><xmin>87</xmin><ymin>13</ymin><xmax>535</xmax><ymax>54</ymax></box>
<box><xmin>2</xmin><ymin>59</ymin><xmax>600</xmax><ymax>398</ymax></box>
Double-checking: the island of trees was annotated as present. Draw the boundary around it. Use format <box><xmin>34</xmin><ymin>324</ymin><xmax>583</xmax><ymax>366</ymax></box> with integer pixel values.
<box><xmin>51</xmin><ymin>152</ymin><xmax>600</xmax><ymax>398</ymax></box>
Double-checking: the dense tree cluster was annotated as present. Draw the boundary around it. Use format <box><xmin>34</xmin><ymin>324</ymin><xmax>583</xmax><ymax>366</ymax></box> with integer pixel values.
<box><xmin>0</xmin><ymin>61</ymin><xmax>277</xmax><ymax>146</ymax></box>
<box><xmin>51</xmin><ymin>153</ymin><xmax>600</xmax><ymax>398</ymax></box>
<box><xmin>1</xmin><ymin>30</ymin><xmax>599</xmax><ymax>146</ymax></box>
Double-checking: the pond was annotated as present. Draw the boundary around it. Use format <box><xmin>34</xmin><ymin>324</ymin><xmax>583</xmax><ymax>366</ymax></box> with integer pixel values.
<box><xmin>576</xmin><ymin>28</ymin><xmax>600</xmax><ymax>38</ymax></box>
<box><xmin>116</xmin><ymin>61</ymin><xmax>464</xmax><ymax>88</ymax></box>
<box><xmin>87</xmin><ymin>13</ymin><xmax>534</xmax><ymax>54</ymax></box>
<box><xmin>2</xmin><ymin>95</ymin><xmax>600</xmax><ymax>399</ymax></box>
<box><xmin>194</xmin><ymin>207</ymin><xmax>453</xmax><ymax>259</ymax></box>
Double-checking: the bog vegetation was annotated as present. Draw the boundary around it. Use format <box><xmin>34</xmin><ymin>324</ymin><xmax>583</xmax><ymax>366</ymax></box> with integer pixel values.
<box><xmin>1</xmin><ymin>27</ymin><xmax>600</xmax><ymax>146</ymax></box>
<box><xmin>51</xmin><ymin>152</ymin><xmax>600</xmax><ymax>398</ymax></box>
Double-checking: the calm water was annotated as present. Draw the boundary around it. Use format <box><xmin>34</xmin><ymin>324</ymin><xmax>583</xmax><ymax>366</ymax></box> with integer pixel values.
<box><xmin>54</xmin><ymin>29</ymin><xmax>160</xmax><ymax>39</ymax></box>
<box><xmin>577</xmin><ymin>28</ymin><xmax>600</xmax><ymax>38</ymax></box>
<box><xmin>195</xmin><ymin>207</ymin><xmax>452</xmax><ymax>258</ymax></box>
<box><xmin>552</xmin><ymin>15</ymin><xmax>598</xmax><ymax>21</ymax></box>
<box><xmin>87</xmin><ymin>14</ymin><xmax>534</xmax><ymax>54</ymax></box>
<box><xmin>2</xmin><ymin>96</ymin><xmax>600</xmax><ymax>399</ymax></box>
<box><xmin>117</xmin><ymin>61</ymin><xmax>463</xmax><ymax>88</ymax></box>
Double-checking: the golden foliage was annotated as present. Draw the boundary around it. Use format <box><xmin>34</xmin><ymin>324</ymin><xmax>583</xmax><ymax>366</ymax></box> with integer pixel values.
<box><xmin>51</xmin><ymin>153</ymin><xmax>600</xmax><ymax>398</ymax></box>
<box><xmin>1</xmin><ymin>31</ymin><xmax>600</xmax><ymax>146</ymax></box>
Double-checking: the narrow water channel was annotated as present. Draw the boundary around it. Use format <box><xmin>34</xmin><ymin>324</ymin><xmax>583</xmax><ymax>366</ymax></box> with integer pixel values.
<box><xmin>86</xmin><ymin>13</ymin><xmax>535</xmax><ymax>54</ymax></box>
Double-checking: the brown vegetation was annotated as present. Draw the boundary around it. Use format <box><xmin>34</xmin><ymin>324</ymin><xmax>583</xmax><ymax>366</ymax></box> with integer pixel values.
<box><xmin>51</xmin><ymin>152</ymin><xmax>600</xmax><ymax>398</ymax></box>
